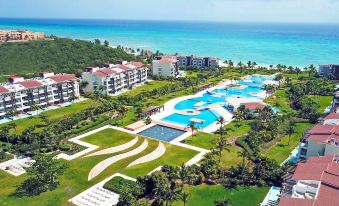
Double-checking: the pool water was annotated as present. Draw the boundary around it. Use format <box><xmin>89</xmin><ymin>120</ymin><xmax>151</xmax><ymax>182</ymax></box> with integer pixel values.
<box><xmin>138</xmin><ymin>125</ymin><xmax>186</xmax><ymax>142</ymax></box>
<box><xmin>162</xmin><ymin>75</ymin><xmax>275</xmax><ymax>128</ymax></box>
<box><xmin>162</xmin><ymin>110</ymin><xmax>220</xmax><ymax>129</ymax></box>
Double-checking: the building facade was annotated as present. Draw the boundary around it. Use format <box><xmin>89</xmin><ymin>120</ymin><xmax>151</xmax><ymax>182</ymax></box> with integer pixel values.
<box><xmin>318</xmin><ymin>64</ymin><xmax>339</xmax><ymax>78</ymax></box>
<box><xmin>152</xmin><ymin>56</ymin><xmax>178</xmax><ymax>78</ymax></box>
<box><xmin>0</xmin><ymin>30</ymin><xmax>45</xmax><ymax>42</ymax></box>
<box><xmin>0</xmin><ymin>72</ymin><xmax>79</xmax><ymax>119</ymax></box>
<box><xmin>299</xmin><ymin>111</ymin><xmax>339</xmax><ymax>159</ymax></box>
<box><xmin>176</xmin><ymin>55</ymin><xmax>220</xmax><ymax>69</ymax></box>
<box><xmin>81</xmin><ymin>61</ymin><xmax>148</xmax><ymax>95</ymax></box>
<box><xmin>279</xmin><ymin>154</ymin><xmax>339</xmax><ymax>206</ymax></box>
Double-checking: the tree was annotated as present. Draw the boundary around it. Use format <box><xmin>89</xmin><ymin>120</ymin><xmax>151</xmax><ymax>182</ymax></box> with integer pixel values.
<box><xmin>104</xmin><ymin>40</ymin><xmax>109</xmax><ymax>47</ymax></box>
<box><xmin>285</xmin><ymin>121</ymin><xmax>295</xmax><ymax>146</ymax></box>
<box><xmin>94</xmin><ymin>39</ymin><xmax>101</xmax><ymax>45</ymax></box>
<box><xmin>14</xmin><ymin>155</ymin><xmax>68</xmax><ymax>196</ymax></box>
<box><xmin>181</xmin><ymin>191</ymin><xmax>190</xmax><ymax>206</ymax></box>
<box><xmin>31</xmin><ymin>104</ymin><xmax>42</xmax><ymax>115</ymax></box>
<box><xmin>274</xmin><ymin>73</ymin><xmax>284</xmax><ymax>88</ymax></box>
<box><xmin>187</xmin><ymin>121</ymin><xmax>197</xmax><ymax>137</ymax></box>
<box><xmin>213</xmin><ymin>136</ymin><xmax>231</xmax><ymax>162</ymax></box>
<box><xmin>237</xmin><ymin>149</ymin><xmax>249</xmax><ymax>168</ymax></box>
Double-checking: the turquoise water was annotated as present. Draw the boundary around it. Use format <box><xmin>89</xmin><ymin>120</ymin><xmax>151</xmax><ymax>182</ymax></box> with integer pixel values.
<box><xmin>0</xmin><ymin>18</ymin><xmax>339</xmax><ymax>67</ymax></box>
<box><xmin>138</xmin><ymin>125</ymin><xmax>186</xmax><ymax>142</ymax></box>
<box><xmin>162</xmin><ymin>75</ymin><xmax>273</xmax><ymax>128</ymax></box>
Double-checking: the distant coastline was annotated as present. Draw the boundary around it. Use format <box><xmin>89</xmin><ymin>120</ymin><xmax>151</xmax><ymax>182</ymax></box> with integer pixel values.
<box><xmin>0</xmin><ymin>18</ymin><xmax>339</xmax><ymax>67</ymax></box>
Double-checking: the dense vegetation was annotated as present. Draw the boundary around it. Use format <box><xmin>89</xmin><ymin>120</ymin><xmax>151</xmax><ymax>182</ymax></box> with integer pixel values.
<box><xmin>0</xmin><ymin>38</ymin><xmax>135</xmax><ymax>75</ymax></box>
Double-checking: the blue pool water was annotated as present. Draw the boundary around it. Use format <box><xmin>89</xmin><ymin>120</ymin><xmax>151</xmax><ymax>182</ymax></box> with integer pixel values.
<box><xmin>161</xmin><ymin>75</ymin><xmax>273</xmax><ymax>128</ymax></box>
<box><xmin>162</xmin><ymin>110</ymin><xmax>220</xmax><ymax>129</ymax></box>
<box><xmin>138</xmin><ymin>125</ymin><xmax>186</xmax><ymax>142</ymax></box>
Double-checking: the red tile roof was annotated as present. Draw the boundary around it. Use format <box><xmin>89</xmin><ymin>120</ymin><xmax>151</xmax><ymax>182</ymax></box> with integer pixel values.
<box><xmin>292</xmin><ymin>163</ymin><xmax>329</xmax><ymax>180</ymax></box>
<box><xmin>92</xmin><ymin>71</ymin><xmax>108</xmax><ymax>77</ymax></box>
<box><xmin>308</xmin><ymin>124</ymin><xmax>336</xmax><ymax>134</ymax></box>
<box><xmin>19</xmin><ymin>80</ymin><xmax>43</xmax><ymax>88</ymax></box>
<box><xmin>279</xmin><ymin>198</ymin><xmax>313</xmax><ymax>206</ymax></box>
<box><xmin>313</xmin><ymin>184</ymin><xmax>339</xmax><ymax>206</ymax></box>
<box><xmin>131</xmin><ymin>61</ymin><xmax>144</xmax><ymax>68</ymax></box>
<box><xmin>159</xmin><ymin>58</ymin><xmax>175</xmax><ymax>64</ymax></box>
<box><xmin>0</xmin><ymin>86</ymin><xmax>9</xmax><ymax>94</ymax></box>
<box><xmin>324</xmin><ymin>112</ymin><xmax>339</xmax><ymax>120</ymax></box>
<box><xmin>307</xmin><ymin>134</ymin><xmax>339</xmax><ymax>143</ymax></box>
<box><xmin>99</xmin><ymin>68</ymin><xmax>117</xmax><ymax>75</ymax></box>
<box><xmin>49</xmin><ymin>74</ymin><xmax>77</xmax><ymax>83</ymax></box>
<box><xmin>117</xmin><ymin>65</ymin><xmax>132</xmax><ymax>71</ymax></box>
<box><xmin>240</xmin><ymin>102</ymin><xmax>266</xmax><ymax>111</ymax></box>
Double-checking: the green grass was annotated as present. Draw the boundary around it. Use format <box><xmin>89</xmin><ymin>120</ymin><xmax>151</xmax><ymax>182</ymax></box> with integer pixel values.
<box><xmin>265</xmin><ymin>89</ymin><xmax>292</xmax><ymax>113</ymax></box>
<box><xmin>123</xmin><ymin>80</ymin><xmax>174</xmax><ymax>97</ymax></box>
<box><xmin>173</xmin><ymin>184</ymin><xmax>269</xmax><ymax>206</ymax></box>
<box><xmin>264</xmin><ymin>123</ymin><xmax>313</xmax><ymax>164</ymax></box>
<box><xmin>1</xmin><ymin>99</ymin><xmax>95</xmax><ymax>134</ymax></box>
<box><xmin>0</xmin><ymin>153</ymin><xmax>13</xmax><ymax>163</ymax></box>
<box><xmin>309</xmin><ymin>95</ymin><xmax>332</xmax><ymax>113</ymax></box>
<box><xmin>0</xmin><ymin>128</ymin><xmax>198</xmax><ymax>206</ymax></box>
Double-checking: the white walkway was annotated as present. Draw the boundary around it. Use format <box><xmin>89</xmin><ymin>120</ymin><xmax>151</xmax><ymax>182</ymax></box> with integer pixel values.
<box><xmin>69</xmin><ymin>173</ymin><xmax>136</xmax><ymax>206</ymax></box>
<box><xmin>88</xmin><ymin>139</ymin><xmax>149</xmax><ymax>181</ymax></box>
<box><xmin>0</xmin><ymin>156</ymin><xmax>34</xmax><ymax>176</ymax></box>
<box><xmin>85</xmin><ymin>137</ymin><xmax>139</xmax><ymax>158</ymax></box>
<box><xmin>127</xmin><ymin>142</ymin><xmax>166</xmax><ymax>168</ymax></box>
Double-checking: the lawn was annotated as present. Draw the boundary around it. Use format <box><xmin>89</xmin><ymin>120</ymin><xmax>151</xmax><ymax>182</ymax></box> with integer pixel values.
<box><xmin>123</xmin><ymin>80</ymin><xmax>174</xmax><ymax>97</ymax></box>
<box><xmin>0</xmin><ymin>128</ymin><xmax>198</xmax><ymax>206</ymax></box>
<box><xmin>309</xmin><ymin>95</ymin><xmax>332</xmax><ymax>113</ymax></box>
<box><xmin>1</xmin><ymin>99</ymin><xmax>95</xmax><ymax>134</ymax></box>
<box><xmin>263</xmin><ymin>123</ymin><xmax>313</xmax><ymax>164</ymax></box>
<box><xmin>173</xmin><ymin>184</ymin><xmax>269</xmax><ymax>206</ymax></box>
<box><xmin>265</xmin><ymin>89</ymin><xmax>293</xmax><ymax>113</ymax></box>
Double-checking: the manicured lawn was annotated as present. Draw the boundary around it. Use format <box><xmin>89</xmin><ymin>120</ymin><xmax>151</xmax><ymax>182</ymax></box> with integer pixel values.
<box><xmin>265</xmin><ymin>89</ymin><xmax>292</xmax><ymax>113</ymax></box>
<box><xmin>123</xmin><ymin>80</ymin><xmax>174</xmax><ymax>97</ymax></box>
<box><xmin>0</xmin><ymin>128</ymin><xmax>198</xmax><ymax>206</ymax></box>
<box><xmin>1</xmin><ymin>99</ymin><xmax>95</xmax><ymax>134</ymax></box>
<box><xmin>173</xmin><ymin>184</ymin><xmax>269</xmax><ymax>206</ymax></box>
<box><xmin>309</xmin><ymin>95</ymin><xmax>332</xmax><ymax>113</ymax></box>
<box><xmin>264</xmin><ymin>123</ymin><xmax>313</xmax><ymax>164</ymax></box>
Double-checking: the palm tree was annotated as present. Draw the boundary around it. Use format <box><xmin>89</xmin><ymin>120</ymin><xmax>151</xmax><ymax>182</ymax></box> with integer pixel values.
<box><xmin>213</xmin><ymin>136</ymin><xmax>231</xmax><ymax>162</ymax></box>
<box><xmin>187</xmin><ymin>121</ymin><xmax>197</xmax><ymax>137</ymax></box>
<box><xmin>181</xmin><ymin>191</ymin><xmax>190</xmax><ymax>206</ymax></box>
<box><xmin>217</xmin><ymin>116</ymin><xmax>226</xmax><ymax>128</ymax></box>
<box><xmin>274</xmin><ymin>73</ymin><xmax>284</xmax><ymax>88</ymax></box>
<box><xmin>237</xmin><ymin>149</ymin><xmax>249</xmax><ymax>168</ymax></box>
<box><xmin>285</xmin><ymin>121</ymin><xmax>295</xmax><ymax>146</ymax></box>
<box><xmin>179</xmin><ymin>163</ymin><xmax>189</xmax><ymax>188</ymax></box>
<box><xmin>31</xmin><ymin>104</ymin><xmax>42</xmax><ymax>115</ymax></box>
<box><xmin>308</xmin><ymin>64</ymin><xmax>317</xmax><ymax>77</ymax></box>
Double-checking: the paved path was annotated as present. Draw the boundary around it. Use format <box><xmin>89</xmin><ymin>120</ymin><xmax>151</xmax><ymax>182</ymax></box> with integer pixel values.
<box><xmin>69</xmin><ymin>173</ymin><xmax>136</xmax><ymax>206</ymax></box>
<box><xmin>127</xmin><ymin>142</ymin><xmax>166</xmax><ymax>168</ymax></box>
<box><xmin>88</xmin><ymin>139</ymin><xmax>149</xmax><ymax>181</ymax></box>
<box><xmin>84</xmin><ymin>137</ymin><xmax>138</xmax><ymax>158</ymax></box>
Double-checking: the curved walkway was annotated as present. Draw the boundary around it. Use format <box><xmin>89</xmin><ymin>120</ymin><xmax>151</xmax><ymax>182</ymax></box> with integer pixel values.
<box><xmin>84</xmin><ymin>137</ymin><xmax>138</xmax><ymax>158</ymax></box>
<box><xmin>127</xmin><ymin>142</ymin><xmax>166</xmax><ymax>168</ymax></box>
<box><xmin>88</xmin><ymin>139</ymin><xmax>149</xmax><ymax>181</ymax></box>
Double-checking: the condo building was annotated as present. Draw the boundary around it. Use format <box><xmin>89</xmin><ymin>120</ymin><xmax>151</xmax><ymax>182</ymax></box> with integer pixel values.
<box><xmin>176</xmin><ymin>55</ymin><xmax>221</xmax><ymax>69</ymax></box>
<box><xmin>81</xmin><ymin>61</ymin><xmax>148</xmax><ymax>95</ymax></box>
<box><xmin>0</xmin><ymin>30</ymin><xmax>45</xmax><ymax>42</ymax></box>
<box><xmin>299</xmin><ymin>111</ymin><xmax>339</xmax><ymax>159</ymax></box>
<box><xmin>152</xmin><ymin>56</ymin><xmax>178</xmax><ymax>78</ymax></box>
<box><xmin>279</xmin><ymin>154</ymin><xmax>339</xmax><ymax>206</ymax></box>
<box><xmin>0</xmin><ymin>72</ymin><xmax>79</xmax><ymax>119</ymax></box>
<box><xmin>318</xmin><ymin>64</ymin><xmax>339</xmax><ymax>78</ymax></box>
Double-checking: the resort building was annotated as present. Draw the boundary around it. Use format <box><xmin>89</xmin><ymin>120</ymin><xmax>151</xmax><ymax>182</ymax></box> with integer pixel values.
<box><xmin>81</xmin><ymin>61</ymin><xmax>148</xmax><ymax>95</ymax></box>
<box><xmin>279</xmin><ymin>154</ymin><xmax>339</xmax><ymax>206</ymax></box>
<box><xmin>152</xmin><ymin>56</ymin><xmax>179</xmax><ymax>78</ymax></box>
<box><xmin>0</xmin><ymin>72</ymin><xmax>79</xmax><ymax>119</ymax></box>
<box><xmin>176</xmin><ymin>55</ymin><xmax>221</xmax><ymax>69</ymax></box>
<box><xmin>318</xmin><ymin>64</ymin><xmax>339</xmax><ymax>78</ymax></box>
<box><xmin>299</xmin><ymin>111</ymin><xmax>339</xmax><ymax>159</ymax></box>
<box><xmin>0</xmin><ymin>30</ymin><xmax>45</xmax><ymax>42</ymax></box>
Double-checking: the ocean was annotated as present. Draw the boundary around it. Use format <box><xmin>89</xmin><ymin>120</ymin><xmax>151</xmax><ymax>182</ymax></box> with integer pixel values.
<box><xmin>0</xmin><ymin>18</ymin><xmax>339</xmax><ymax>67</ymax></box>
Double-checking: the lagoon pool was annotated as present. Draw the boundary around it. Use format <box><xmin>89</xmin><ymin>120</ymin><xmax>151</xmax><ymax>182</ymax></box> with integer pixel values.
<box><xmin>162</xmin><ymin>109</ymin><xmax>220</xmax><ymax>129</ymax></box>
<box><xmin>162</xmin><ymin>75</ymin><xmax>275</xmax><ymax>128</ymax></box>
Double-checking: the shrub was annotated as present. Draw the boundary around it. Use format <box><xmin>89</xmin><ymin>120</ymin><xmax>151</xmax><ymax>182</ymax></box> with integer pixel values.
<box><xmin>103</xmin><ymin>176</ymin><xmax>139</xmax><ymax>194</ymax></box>
<box><xmin>59</xmin><ymin>144</ymin><xmax>71</xmax><ymax>151</ymax></box>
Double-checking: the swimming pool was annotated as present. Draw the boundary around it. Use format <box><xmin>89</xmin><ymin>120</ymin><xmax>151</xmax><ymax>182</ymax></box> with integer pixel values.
<box><xmin>162</xmin><ymin>75</ymin><xmax>275</xmax><ymax>128</ymax></box>
<box><xmin>138</xmin><ymin>125</ymin><xmax>187</xmax><ymax>142</ymax></box>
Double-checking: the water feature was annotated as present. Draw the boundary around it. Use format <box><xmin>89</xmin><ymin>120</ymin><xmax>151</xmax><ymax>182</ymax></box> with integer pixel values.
<box><xmin>138</xmin><ymin>125</ymin><xmax>186</xmax><ymax>142</ymax></box>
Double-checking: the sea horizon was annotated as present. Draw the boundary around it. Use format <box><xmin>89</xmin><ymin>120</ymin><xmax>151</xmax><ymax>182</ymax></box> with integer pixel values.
<box><xmin>1</xmin><ymin>17</ymin><xmax>339</xmax><ymax>67</ymax></box>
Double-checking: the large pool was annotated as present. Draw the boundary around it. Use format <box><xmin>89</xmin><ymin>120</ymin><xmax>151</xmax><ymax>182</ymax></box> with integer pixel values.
<box><xmin>161</xmin><ymin>75</ymin><xmax>275</xmax><ymax>128</ymax></box>
<box><xmin>138</xmin><ymin>125</ymin><xmax>186</xmax><ymax>142</ymax></box>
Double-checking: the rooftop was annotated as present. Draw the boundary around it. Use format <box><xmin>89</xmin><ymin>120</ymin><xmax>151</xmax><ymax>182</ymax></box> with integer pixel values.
<box><xmin>240</xmin><ymin>102</ymin><xmax>266</xmax><ymax>110</ymax></box>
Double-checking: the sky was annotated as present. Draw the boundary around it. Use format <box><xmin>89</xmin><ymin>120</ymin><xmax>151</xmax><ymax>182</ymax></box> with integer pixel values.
<box><xmin>1</xmin><ymin>0</ymin><xmax>339</xmax><ymax>23</ymax></box>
